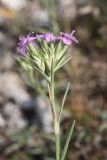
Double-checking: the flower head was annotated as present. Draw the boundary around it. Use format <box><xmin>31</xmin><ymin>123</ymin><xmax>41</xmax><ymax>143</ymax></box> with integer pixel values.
<box><xmin>17</xmin><ymin>31</ymin><xmax>78</xmax><ymax>79</ymax></box>
<box><xmin>60</xmin><ymin>30</ymin><xmax>78</xmax><ymax>45</ymax></box>
<box><xmin>37</xmin><ymin>33</ymin><xmax>54</xmax><ymax>43</ymax></box>
<box><xmin>18</xmin><ymin>33</ymin><xmax>36</xmax><ymax>56</ymax></box>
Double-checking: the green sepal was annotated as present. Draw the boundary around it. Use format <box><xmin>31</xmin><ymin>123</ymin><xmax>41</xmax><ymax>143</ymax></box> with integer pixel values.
<box><xmin>55</xmin><ymin>54</ymin><xmax>71</xmax><ymax>71</ymax></box>
<box><xmin>55</xmin><ymin>41</ymin><xmax>62</xmax><ymax>55</ymax></box>
<box><xmin>28</xmin><ymin>44</ymin><xmax>38</xmax><ymax>56</ymax></box>
<box><xmin>44</xmin><ymin>61</ymin><xmax>50</xmax><ymax>77</ymax></box>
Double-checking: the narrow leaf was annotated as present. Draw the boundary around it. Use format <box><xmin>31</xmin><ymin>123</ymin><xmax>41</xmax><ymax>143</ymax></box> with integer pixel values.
<box><xmin>61</xmin><ymin>120</ymin><xmax>75</xmax><ymax>160</ymax></box>
<box><xmin>56</xmin><ymin>46</ymin><xmax>68</xmax><ymax>62</ymax></box>
<box><xmin>55</xmin><ymin>55</ymin><xmax>71</xmax><ymax>71</ymax></box>
<box><xmin>55</xmin><ymin>41</ymin><xmax>62</xmax><ymax>55</ymax></box>
<box><xmin>28</xmin><ymin>44</ymin><xmax>38</xmax><ymax>56</ymax></box>
<box><xmin>58</xmin><ymin>82</ymin><xmax>70</xmax><ymax>122</ymax></box>
<box><xmin>27</xmin><ymin>58</ymin><xmax>49</xmax><ymax>81</ymax></box>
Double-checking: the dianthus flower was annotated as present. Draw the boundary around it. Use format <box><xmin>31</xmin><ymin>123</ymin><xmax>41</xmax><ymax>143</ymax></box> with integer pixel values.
<box><xmin>60</xmin><ymin>30</ymin><xmax>78</xmax><ymax>45</ymax></box>
<box><xmin>18</xmin><ymin>31</ymin><xmax>78</xmax><ymax>56</ymax></box>
<box><xmin>37</xmin><ymin>33</ymin><xmax>54</xmax><ymax>42</ymax></box>
<box><xmin>18</xmin><ymin>33</ymin><xmax>36</xmax><ymax>56</ymax></box>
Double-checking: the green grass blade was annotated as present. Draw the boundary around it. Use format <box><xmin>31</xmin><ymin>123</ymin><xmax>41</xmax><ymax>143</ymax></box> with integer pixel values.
<box><xmin>58</xmin><ymin>83</ymin><xmax>70</xmax><ymax>123</ymax></box>
<box><xmin>61</xmin><ymin>120</ymin><xmax>75</xmax><ymax>160</ymax></box>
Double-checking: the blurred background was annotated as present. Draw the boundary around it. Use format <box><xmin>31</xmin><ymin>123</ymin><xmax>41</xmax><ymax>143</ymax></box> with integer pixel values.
<box><xmin>0</xmin><ymin>0</ymin><xmax>107</xmax><ymax>159</ymax></box>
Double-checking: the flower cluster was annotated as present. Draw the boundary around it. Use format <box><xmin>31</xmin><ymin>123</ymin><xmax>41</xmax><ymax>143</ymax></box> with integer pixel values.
<box><xmin>18</xmin><ymin>31</ymin><xmax>78</xmax><ymax>56</ymax></box>
<box><xmin>18</xmin><ymin>31</ymin><xmax>78</xmax><ymax>81</ymax></box>
<box><xmin>18</xmin><ymin>33</ymin><xmax>37</xmax><ymax>56</ymax></box>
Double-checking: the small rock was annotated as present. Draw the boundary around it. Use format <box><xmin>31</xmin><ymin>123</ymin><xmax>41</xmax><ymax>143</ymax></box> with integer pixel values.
<box><xmin>0</xmin><ymin>114</ymin><xmax>6</xmax><ymax>127</ymax></box>
<box><xmin>34</xmin><ymin>96</ymin><xmax>53</xmax><ymax>133</ymax></box>
<box><xmin>23</xmin><ymin>1</ymin><xmax>49</xmax><ymax>27</ymax></box>
<box><xmin>3</xmin><ymin>102</ymin><xmax>27</xmax><ymax>131</ymax></box>
<box><xmin>0</xmin><ymin>71</ymin><xmax>31</xmax><ymax>105</ymax></box>
<box><xmin>1</xmin><ymin>0</ymin><xmax>26</xmax><ymax>10</ymax></box>
<box><xmin>0</xmin><ymin>51</ymin><xmax>14</xmax><ymax>71</ymax></box>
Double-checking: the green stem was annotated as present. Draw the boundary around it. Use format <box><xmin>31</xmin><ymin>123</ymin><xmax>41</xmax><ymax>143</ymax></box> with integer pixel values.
<box><xmin>49</xmin><ymin>59</ymin><xmax>60</xmax><ymax>160</ymax></box>
<box><xmin>50</xmin><ymin>60</ymin><xmax>56</xmax><ymax>118</ymax></box>
<box><xmin>56</xmin><ymin>126</ymin><xmax>60</xmax><ymax>160</ymax></box>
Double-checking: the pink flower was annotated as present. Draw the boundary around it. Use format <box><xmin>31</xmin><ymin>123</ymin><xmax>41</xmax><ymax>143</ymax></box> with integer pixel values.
<box><xmin>37</xmin><ymin>33</ymin><xmax>54</xmax><ymax>42</ymax></box>
<box><xmin>18</xmin><ymin>33</ymin><xmax>36</xmax><ymax>55</ymax></box>
<box><xmin>60</xmin><ymin>30</ymin><xmax>78</xmax><ymax>45</ymax></box>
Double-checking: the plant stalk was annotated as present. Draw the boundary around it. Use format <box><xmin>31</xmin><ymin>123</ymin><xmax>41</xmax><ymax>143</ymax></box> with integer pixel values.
<box><xmin>55</xmin><ymin>123</ymin><xmax>60</xmax><ymax>160</ymax></box>
<box><xmin>48</xmin><ymin>59</ymin><xmax>60</xmax><ymax>160</ymax></box>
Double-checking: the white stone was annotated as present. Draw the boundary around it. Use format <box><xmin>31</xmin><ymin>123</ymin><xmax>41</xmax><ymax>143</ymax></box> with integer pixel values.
<box><xmin>1</xmin><ymin>0</ymin><xmax>26</xmax><ymax>10</ymax></box>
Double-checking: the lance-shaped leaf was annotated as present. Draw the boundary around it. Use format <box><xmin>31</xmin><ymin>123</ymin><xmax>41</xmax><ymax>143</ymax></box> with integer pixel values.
<box><xmin>61</xmin><ymin>120</ymin><xmax>75</xmax><ymax>160</ymax></box>
<box><xmin>28</xmin><ymin>44</ymin><xmax>38</xmax><ymax>56</ymax></box>
<box><xmin>58</xmin><ymin>82</ymin><xmax>70</xmax><ymax>123</ymax></box>
<box><xmin>55</xmin><ymin>54</ymin><xmax>71</xmax><ymax>71</ymax></box>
